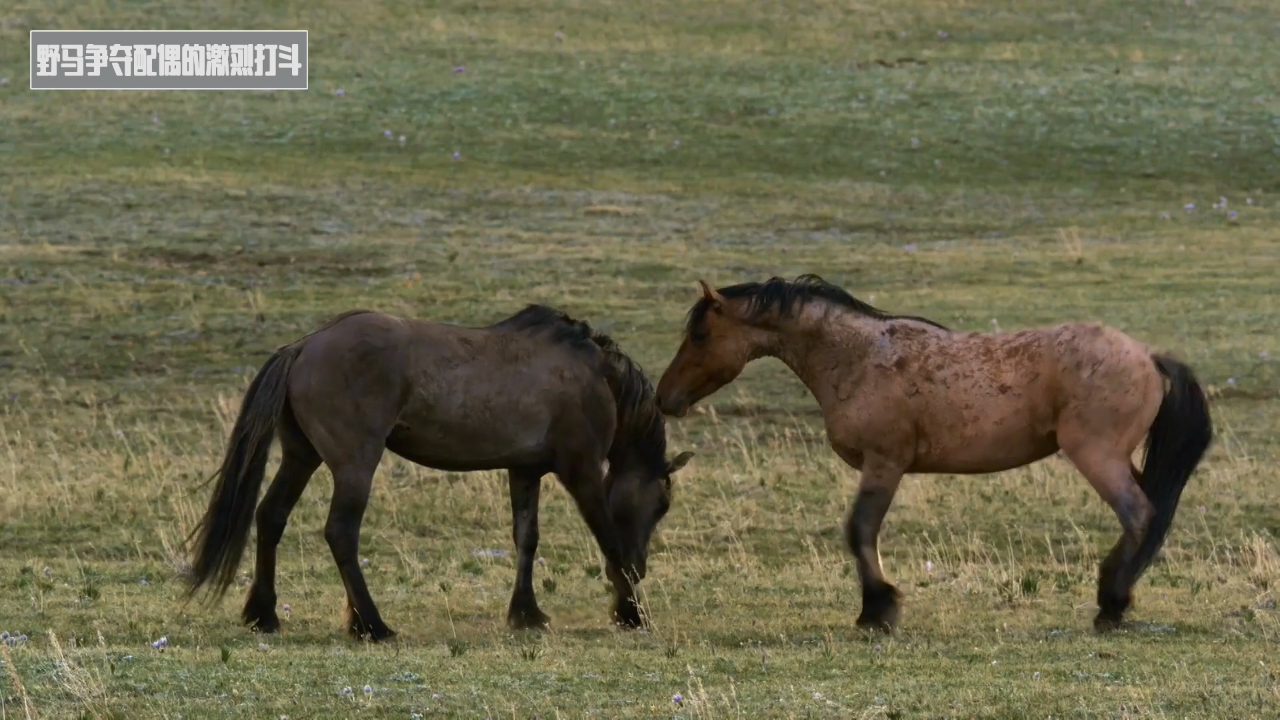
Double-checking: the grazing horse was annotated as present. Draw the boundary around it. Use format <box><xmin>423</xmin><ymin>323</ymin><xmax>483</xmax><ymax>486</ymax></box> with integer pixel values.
<box><xmin>655</xmin><ymin>275</ymin><xmax>1212</xmax><ymax>633</ymax></box>
<box><xmin>186</xmin><ymin>305</ymin><xmax>693</xmax><ymax>641</ymax></box>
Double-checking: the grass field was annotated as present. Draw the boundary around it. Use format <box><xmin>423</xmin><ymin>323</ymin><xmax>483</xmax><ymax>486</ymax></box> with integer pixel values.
<box><xmin>2</xmin><ymin>0</ymin><xmax>1280</xmax><ymax>717</ymax></box>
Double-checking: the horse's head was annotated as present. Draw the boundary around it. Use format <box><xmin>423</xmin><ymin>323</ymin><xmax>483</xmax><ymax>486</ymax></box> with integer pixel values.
<box><xmin>657</xmin><ymin>279</ymin><xmax>762</xmax><ymax>417</ymax></box>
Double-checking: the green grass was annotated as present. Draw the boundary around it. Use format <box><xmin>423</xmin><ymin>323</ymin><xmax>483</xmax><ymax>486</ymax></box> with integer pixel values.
<box><xmin>2</xmin><ymin>0</ymin><xmax>1279</xmax><ymax>717</ymax></box>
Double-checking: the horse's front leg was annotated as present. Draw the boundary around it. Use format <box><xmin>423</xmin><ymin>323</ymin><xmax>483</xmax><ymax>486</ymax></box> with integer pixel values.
<box><xmin>842</xmin><ymin>453</ymin><xmax>906</xmax><ymax>633</ymax></box>
<box><xmin>506</xmin><ymin>467</ymin><xmax>551</xmax><ymax>630</ymax></box>
<box><xmin>558</xmin><ymin>459</ymin><xmax>643</xmax><ymax>628</ymax></box>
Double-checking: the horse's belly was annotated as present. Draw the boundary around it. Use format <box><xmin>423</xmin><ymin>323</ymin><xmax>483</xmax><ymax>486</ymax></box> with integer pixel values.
<box><xmin>386</xmin><ymin>414</ymin><xmax>553</xmax><ymax>472</ymax></box>
<box><xmin>911</xmin><ymin>401</ymin><xmax>1058</xmax><ymax>474</ymax></box>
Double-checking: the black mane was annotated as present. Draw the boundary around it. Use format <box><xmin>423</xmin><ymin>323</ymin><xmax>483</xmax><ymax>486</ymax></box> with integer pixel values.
<box><xmin>494</xmin><ymin>305</ymin><xmax>668</xmax><ymax>475</ymax></box>
<box><xmin>685</xmin><ymin>274</ymin><xmax>947</xmax><ymax>341</ymax></box>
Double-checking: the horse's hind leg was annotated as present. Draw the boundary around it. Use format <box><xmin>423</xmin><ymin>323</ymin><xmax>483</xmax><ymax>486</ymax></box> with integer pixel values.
<box><xmin>506</xmin><ymin>467</ymin><xmax>551</xmax><ymax>630</ymax></box>
<box><xmin>844</xmin><ymin>455</ymin><xmax>906</xmax><ymax>633</ymax></box>
<box><xmin>243</xmin><ymin>408</ymin><xmax>321</xmax><ymax>633</ymax></box>
<box><xmin>324</xmin><ymin>448</ymin><xmax>395</xmax><ymax>642</ymax></box>
<box><xmin>1062</xmin><ymin>443</ymin><xmax>1154</xmax><ymax>632</ymax></box>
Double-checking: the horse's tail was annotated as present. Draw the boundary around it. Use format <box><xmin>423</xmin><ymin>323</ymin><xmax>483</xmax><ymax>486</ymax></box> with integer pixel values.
<box><xmin>185</xmin><ymin>342</ymin><xmax>304</xmax><ymax>601</ymax></box>
<box><xmin>1132</xmin><ymin>354</ymin><xmax>1214</xmax><ymax>578</ymax></box>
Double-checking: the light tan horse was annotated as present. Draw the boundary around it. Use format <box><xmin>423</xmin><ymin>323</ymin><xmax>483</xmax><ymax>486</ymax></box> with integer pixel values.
<box><xmin>656</xmin><ymin>275</ymin><xmax>1212</xmax><ymax>633</ymax></box>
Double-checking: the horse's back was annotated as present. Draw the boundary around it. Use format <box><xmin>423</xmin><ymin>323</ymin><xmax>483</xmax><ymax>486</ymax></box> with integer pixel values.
<box><xmin>285</xmin><ymin>309</ymin><xmax>616</xmax><ymax>472</ymax></box>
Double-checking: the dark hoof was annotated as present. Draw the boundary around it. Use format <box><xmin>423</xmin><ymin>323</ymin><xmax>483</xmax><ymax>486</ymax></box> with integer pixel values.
<box><xmin>507</xmin><ymin>605</ymin><xmax>552</xmax><ymax>631</ymax></box>
<box><xmin>613</xmin><ymin>598</ymin><xmax>646</xmax><ymax>629</ymax></box>
<box><xmin>245</xmin><ymin>613</ymin><xmax>281</xmax><ymax>634</ymax></box>
<box><xmin>348</xmin><ymin>620</ymin><xmax>397</xmax><ymax>643</ymax></box>
<box><xmin>242</xmin><ymin>594</ymin><xmax>280</xmax><ymax>634</ymax></box>
<box><xmin>1094</xmin><ymin>591</ymin><xmax>1131</xmax><ymax>633</ymax></box>
<box><xmin>1093</xmin><ymin>613</ymin><xmax>1125</xmax><ymax>633</ymax></box>
<box><xmin>856</xmin><ymin>584</ymin><xmax>902</xmax><ymax>633</ymax></box>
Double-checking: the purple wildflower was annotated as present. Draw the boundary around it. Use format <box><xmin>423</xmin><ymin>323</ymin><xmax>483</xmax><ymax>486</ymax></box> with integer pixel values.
<box><xmin>383</xmin><ymin>130</ymin><xmax>392</xmax><ymax>138</ymax></box>
<box><xmin>335</xmin><ymin>88</ymin><xmax>345</xmax><ymax>97</ymax></box>
<box><xmin>452</xmin><ymin>66</ymin><xmax>467</xmax><ymax>74</ymax></box>
<box><xmin>672</xmin><ymin>693</ymin><xmax>684</xmax><ymax>705</ymax></box>
<box><xmin>341</xmin><ymin>687</ymin><xmax>353</xmax><ymax>696</ymax></box>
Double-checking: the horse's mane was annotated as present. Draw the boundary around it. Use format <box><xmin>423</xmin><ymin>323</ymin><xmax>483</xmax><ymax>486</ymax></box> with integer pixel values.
<box><xmin>494</xmin><ymin>305</ymin><xmax>668</xmax><ymax>474</ymax></box>
<box><xmin>685</xmin><ymin>274</ymin><xmax>947</xmax><ymax>341</ymax></box>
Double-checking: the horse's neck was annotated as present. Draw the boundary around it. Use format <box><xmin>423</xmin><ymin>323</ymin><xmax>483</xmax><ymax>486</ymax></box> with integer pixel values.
<box><xmin>767</xmin><ymin>310</ymin><xmax>880</xmax><ymax>409</ymax></box>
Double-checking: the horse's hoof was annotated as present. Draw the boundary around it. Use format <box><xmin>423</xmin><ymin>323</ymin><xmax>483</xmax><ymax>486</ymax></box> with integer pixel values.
<box><xmin>349</xmin><ymin>624</ymin><xmax>397</xmax><ymax>643</ymax></box>
<box><xmin>246</xmin><ymin>617</ymin><xmax>281</xmax><ymax>634</ymax></box>
<box><xmin>613</xmin><ymin>601</ymin><xmax>646</xmax><ymax>630</ymax></box>
<box><xmin>1093</xmin><ymin>613</ymin><xmax>1125</xmax><ymax>633</ymax></box>
<box><xmin>856</xmin><ymin>585</ymin><xmax>901</xmax><ymax>633</ymax></box>
<box><xmin>1094</xmin><ymin>591</ymin><xmax>1131</xmax><ymax>633</ymax></box>
<box><xmin>507</xmin><ymin>606</ymin><xmax>552</xmax><ymax>631</ymax></box>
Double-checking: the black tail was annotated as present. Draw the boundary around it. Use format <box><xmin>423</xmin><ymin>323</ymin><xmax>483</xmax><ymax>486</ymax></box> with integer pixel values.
<box><xmin>1132</xmin><ymin>354</ymin><xmax>1214</xmax><ymax>578</ymax></box>
<box><xmin>185</xmin><ymin>343</ymin><xmax>303</xmax><ymax>600</ymax></box>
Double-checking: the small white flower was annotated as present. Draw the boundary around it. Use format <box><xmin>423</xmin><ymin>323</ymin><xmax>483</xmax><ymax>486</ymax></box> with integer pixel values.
<box><xmin>925</xmin><ymin>560</ymin><xmax>934</xmax><ymax>572</ymax></box>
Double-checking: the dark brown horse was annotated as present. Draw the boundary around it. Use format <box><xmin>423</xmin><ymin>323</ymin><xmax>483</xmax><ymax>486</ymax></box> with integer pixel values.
<box><xmin>656</xmin><ymin>275</ymin><xmax>1212</xmax><ymax>633</ymax></box>
<box><xmin>186</xmin><ymin>305</ymin><xmax>693</xmax><ymax>641</ymax></box>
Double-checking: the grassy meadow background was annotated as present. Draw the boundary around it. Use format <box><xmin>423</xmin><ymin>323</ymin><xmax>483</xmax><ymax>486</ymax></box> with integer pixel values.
<box><xmin>2</xmin><ymin>0</ymin><xmax>1279</xmax><ymax>717</ymax></box>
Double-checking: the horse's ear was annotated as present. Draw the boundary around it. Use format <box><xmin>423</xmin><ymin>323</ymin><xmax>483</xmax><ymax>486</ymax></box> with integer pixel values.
<box><xmin>697</xmin><ymin>280</ymin><xmax>724</xmax><ymax>310</ymax></box>
<box><xmin>667</xmin><ymin>451</ymin><xmax>695</xmax><ymax>475</ymax></box>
